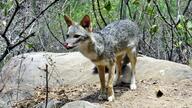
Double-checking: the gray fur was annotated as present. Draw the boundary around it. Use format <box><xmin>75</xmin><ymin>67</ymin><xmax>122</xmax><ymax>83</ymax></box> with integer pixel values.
<box><xmin>90</xmin><ymin>20</ymin><xmax>139</xmax><ymax>59</ymax></box>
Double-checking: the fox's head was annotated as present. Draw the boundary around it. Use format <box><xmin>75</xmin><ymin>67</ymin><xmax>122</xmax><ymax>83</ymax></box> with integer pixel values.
<box><xmin>64</xmin><ymin>15</ymin><xmax>92</xmax><ymax>49</ymax></box>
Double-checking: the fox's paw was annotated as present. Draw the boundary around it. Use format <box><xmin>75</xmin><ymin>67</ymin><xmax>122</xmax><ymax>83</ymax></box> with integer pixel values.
<box><xmin>107</xmin><ymin>95</ymin><xmax>115</xmax><ymax>102</ymax></box>
<box><xmin>98</xmin><ymin>93</ymin><xmax>107</xmax><ymax>100</ymax></box>
<box><xmin>130</xmin><ymin>83</ymin><xmax>137</xmax><ymax>90</ymax></box>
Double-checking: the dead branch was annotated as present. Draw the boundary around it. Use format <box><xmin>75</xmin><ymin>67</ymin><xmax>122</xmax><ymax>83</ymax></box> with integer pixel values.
<box><xmin>0</xmin><ymin>0</ymin><xmax>60</xmax><ymax>62</ymax></box>
<box><xmin>44</xmin><ymin>64</ymin><xmax>49</xmax><ymax>108</ymax></box>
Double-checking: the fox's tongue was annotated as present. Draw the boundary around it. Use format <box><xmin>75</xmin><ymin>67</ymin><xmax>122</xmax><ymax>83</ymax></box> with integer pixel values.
<box><xmin>64</xmin><ymin>43</ymin><xmax>73</xmax><ymax>49</ymax></box>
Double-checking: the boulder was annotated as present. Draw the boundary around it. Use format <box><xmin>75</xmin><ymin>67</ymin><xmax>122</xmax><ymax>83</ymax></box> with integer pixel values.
<box><xmin>0</xmin><ymin>52</ymin><xmax>192</xmax><ymax>107</ymax></box>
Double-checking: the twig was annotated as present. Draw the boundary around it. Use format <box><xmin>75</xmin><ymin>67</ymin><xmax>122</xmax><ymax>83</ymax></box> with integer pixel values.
<box><xmin>120</xmin><ymin>0</ymin><xmax>123</xmax><ymax>19</ymax></box>
<box><xmin>44</xmin><ymin>64</ymin><xmax>49</xmax><ymax>108</ymax></box>
<box><xmin>44</xmin><ymin>17</ymin><xmax>64</xmax><ymax>46</ymax></box>
<box><xmin>0</xmin><ymin>32</ymin><xmax>35</xmax><ymax>62</ymax></box>
<box><xmin>1</xmin><ymin>0</ymin><xmax>20</xmax><ymax>46</ymax></box>
<box><xmin>169</xmin><ymin>27</ymin><xmax>175</xmax><ymax>61</ymax></box>
<box><xmin>176</xmin><ymin>0</ymin><xmax>192</xmax><ymax>26</ymax></box>
<box><xmin>125</xmin><ymin>0</ymin><xmax>132</xmax><ymax>19</ymax></box>
<box><xmin>92</xmin><ymin>0</ymin><xmax>102</xmax><ymax>29</ymax></box>
<box><xmin>58</xmin><ymin>14</ymin><xmax>65</xmax><ymax>41</ymax></box>
<box><xmin>10</xmin><ymin>32</ymin><xmax>35</xmax><ymax>49</ymax></box>
<box><xmin>183</xmin><ymin>0</ymin><xmax>192</xmax><ymax>15</ymax></box>
<box><xmin>19</xmin><ymin>0</ymin><xmax>60</xmax><ymax>36</ymax></box>
<box><xmin>164</xmin><ymin>0</ymin><xmax>176</xmax><ymax>25</ymax></box>
<box><xmin>16</xmin><ymin>55</ymin><xmax>25</xmax><ymax>101</ymax></box>
<box><xmin>153</xmin><ymin>0</ymin><xmax>172</xmax><ymax>27</ymax></box>
<box><xmin>96</xmin><ymin>0</ymin><xmax>107</xmax><ymax>26</ymax></box>
<box><xmin>0</xmin><ymin>0</ymin><xmax>60</xmax><ymax>62</ymax></box>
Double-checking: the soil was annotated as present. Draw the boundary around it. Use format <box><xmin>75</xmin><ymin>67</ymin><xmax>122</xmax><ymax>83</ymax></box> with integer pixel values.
<box><xmin>15</xmin><ymin>78</ymin><xmax>192</xmax><ymax>108</ymax></box>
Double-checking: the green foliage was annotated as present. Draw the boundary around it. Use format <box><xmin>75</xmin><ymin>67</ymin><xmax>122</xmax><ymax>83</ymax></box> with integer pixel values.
<box><xmin>147</xmin><ymin>0</ymin><xmax>151</xmax><ymax>3</ymax></box>
<box><xmin>132</xmin><ymin>0</ymin><xmax>140</xmax><ymax>6</ymax></box>
<box><xmin>0</xmin><ymin>0</ymin><xmax>14</xmax><ymax>16</ymax></box>
<box><xmin>1</xmin><ymin>0</ymin><xmax>191</xmax><ymax>64</ymax></box>
<box><xmin>145</xmin><ymin>4</ymin><xmax>155</xmax><ymax>16</ymax></box>
<box><xmin>26</xmin><ymin>44</ymin><xmax>34</xmax><ymax>49</ymax></box>
<box><xmin>187</xmin><ymin>21</ymin><xmax>192</xmax><ymax>31</ymax></box>
<box><xmin>177</xmin><ymin>23</ymin><xmax>184</xmax><ymax>30</ymax></box>
<box><xmin>104</xmin><ymin>1</ymin><xmax>112</xmax><ymax>11</ymax></box>
<box><xmin>150</xmin><ymin>25</ymin><xmax>159</xmax><ymax>35</ymax></box>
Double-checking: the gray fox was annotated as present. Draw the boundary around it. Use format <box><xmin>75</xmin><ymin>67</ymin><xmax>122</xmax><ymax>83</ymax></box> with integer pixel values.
<box><xmin>64</xmin><ymin>15</ymin><xmax>139</xmax><ymax>101</ymax></box>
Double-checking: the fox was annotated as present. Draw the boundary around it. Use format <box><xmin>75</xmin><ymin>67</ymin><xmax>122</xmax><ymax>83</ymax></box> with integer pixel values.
<box><xmin>63</xmin><ymin>15</ymin><xmax>139</xmax><ymax>101</ymax></box>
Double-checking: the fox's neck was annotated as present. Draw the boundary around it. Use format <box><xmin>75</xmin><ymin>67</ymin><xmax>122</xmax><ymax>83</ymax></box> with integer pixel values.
<box><xmin>79</xmin><ymin>32</ymin><xmax>104</xmax><ymax>61</ymax></box>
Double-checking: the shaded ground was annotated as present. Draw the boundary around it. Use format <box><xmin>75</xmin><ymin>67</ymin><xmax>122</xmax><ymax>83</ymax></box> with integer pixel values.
<box><xmin>15</xmin><ymin>78</ymin><xmax>192</xmax><ymax>108</ymax></box>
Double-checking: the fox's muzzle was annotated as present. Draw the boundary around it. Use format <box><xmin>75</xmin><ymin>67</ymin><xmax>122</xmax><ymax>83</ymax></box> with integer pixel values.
<box><xmin>63</xmin><ymin>42</ymin><xmax>76</xmax><ymax>49</ymax></box>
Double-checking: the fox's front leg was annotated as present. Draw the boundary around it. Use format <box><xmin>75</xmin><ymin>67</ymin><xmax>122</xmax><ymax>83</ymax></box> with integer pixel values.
<box><xmin>97</xmin><ymin>65</ymin><xmax>107</xmax><ymax>100</ymax></box>
<box><xmin>107</xmin><ymin>62</ymin><xmax>115</xmax><ymax>101</ymax></box>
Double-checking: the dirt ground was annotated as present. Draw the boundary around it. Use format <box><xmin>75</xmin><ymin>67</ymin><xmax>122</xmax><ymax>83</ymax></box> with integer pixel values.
<box><xmin>15</xmin><ymin>78</ymin><xmax>192</xmax><ymax>108</ymax></box>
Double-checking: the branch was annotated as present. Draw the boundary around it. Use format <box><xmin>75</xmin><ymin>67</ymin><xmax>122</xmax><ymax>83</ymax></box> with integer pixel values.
<box><xmin>164</xmin><ymin>0</ymin><xmax>176</xmax><ymax>25</ymax></box>
<box><xmin>0</xmin><ymin>0</ymin><xmax>60</xmax><ymax>62</ymax></box>
<box><xmin>96</xmin><ymin>0</ymin><xmax>107</xmax><ymax>26</ymax></box>
<box><xmin>10</xmin><ymin>32</ymin><xmax>35</xmax><ymax>49</ymax></box>
<box><xmin>120</xmin><ymin>0</ymin><xmax>124</xmax><ymax>19</ymax></box>
<box><xmin>153</xmin><ymin>0</ymin><xmax>172</xmax><ymax>27</ymax></box>
<box><xmin>19</xmin><ymin>0</ymin><xmax>60</xmax><ymax>36</ymax></box>
<box><xmin>176</xmin><ymin>0</ymin><xmax>192</xmax><ymax>26</ymax></box>
<box><xmin>1</xmin><ymin>0</ymin><xmax>20</xmax><ymax>46</ymax></box>
<box><xmin>44</xmin><ymin>17</ymin><xmax>64</xmax><ymax>46</ymax></box>
<box><xmin>0</xmin><ymin>48</ymin><xmax>9</xmax><ymax>62</ymax></box>
<box><xmin>125</xmin><ymin>0</ymin><xmax>132</xmax><ymax>19</ymax></box>
<box><xmin>58</xmin><ymin>14</ymin><xmax>65</xmax><ymax>41</ymax></box>
<box><xmin>92</xmin><ymin>0</ymin><xmax>102</xmax><ymax>29</ymax></box>
<box><xmin>183</xmin><ymin>0</ymin><xmax>192</xmax><ymax>15</ymax></box>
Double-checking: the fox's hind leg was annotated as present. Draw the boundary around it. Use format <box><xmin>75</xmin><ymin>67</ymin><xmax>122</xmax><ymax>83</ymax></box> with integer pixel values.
<box><xmin>97</xmin><ymin>65</ymin><xmax>107</xmax><ymax>100</ymax></box>
<box><xmin>113</xmin><ymin>55</ymin><xmax>123</xmax><ymax>86</ymax></box>
<box><xmin>107</xmin><ymin>61</ymin><xmax>116</xmax><ymax>101</ymax></box>
<box><xmin>127</xmin><ymin>47</ymin><xmax>137</xmax><ymax>90</ymax></box>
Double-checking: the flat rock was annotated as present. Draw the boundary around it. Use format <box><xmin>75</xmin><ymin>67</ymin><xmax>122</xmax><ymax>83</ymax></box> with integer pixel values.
<box><xmin>0</xmin><ymin>52</ymin><xmax>192</xmax><ymax>107</ymax></box>
<box><xmin>61</xmin><ymin>101</ymin><xmax>100</xmax><ymax>108</ymax></box>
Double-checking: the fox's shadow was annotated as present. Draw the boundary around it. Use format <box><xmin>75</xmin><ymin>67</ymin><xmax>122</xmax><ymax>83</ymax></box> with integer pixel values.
<box><xmin>81</xmin><ymin>63</ymin><xmax>132</xmax><ymax>103</ymax></box>
<box><xmin>80</xmin><ymin>82</ymin><xmax>131</xmax><ymax>103</ymax></box>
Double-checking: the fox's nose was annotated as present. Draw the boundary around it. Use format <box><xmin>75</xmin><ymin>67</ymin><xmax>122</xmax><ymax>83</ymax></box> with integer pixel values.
<box><xmin>64</xmin><ymin>43</ymin><xmax>68</xmax><ymax>48</ymax></box>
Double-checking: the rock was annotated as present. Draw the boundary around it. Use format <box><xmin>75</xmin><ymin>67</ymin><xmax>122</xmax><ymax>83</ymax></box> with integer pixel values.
<box><xmin>0</xmin><ymin>52</ymin><xmax>95</xmax><ymax>107</ymax></box>
<box><xmin>61</xmin><ymin>101</ymin><xmax>100</xmax><ymax>108</ymax></box>
<box><xmin>136</xmin><ymin>55</ymin><xmax>192</xmax><ymax>82</ymax></box>
<box><xmin>34</xmin><ymin>99</ymin><xmax>64</xmax><ymax>108</ymax></box>
<box><xmin>0</xmin><ymin>52</ymin><xmax>192</xmax><ymax>107</ymax></box>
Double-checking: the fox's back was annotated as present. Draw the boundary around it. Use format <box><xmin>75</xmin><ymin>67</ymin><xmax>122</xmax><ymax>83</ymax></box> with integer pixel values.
<box><xmin>98</xmin><ymin>20</ymin><xmax>139</xmax><ymax>52</ymax></box>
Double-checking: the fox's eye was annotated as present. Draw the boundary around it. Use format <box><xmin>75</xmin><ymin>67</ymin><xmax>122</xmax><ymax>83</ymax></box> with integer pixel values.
<box><xmin>74</xmin><ymin>35</ymin><xmax>80</xmax><ymax>38</ymax></box>
<box><xmin>66</xmin><ymin>34</ymin><xmax>69</xmax><ymax>38</ymax></box>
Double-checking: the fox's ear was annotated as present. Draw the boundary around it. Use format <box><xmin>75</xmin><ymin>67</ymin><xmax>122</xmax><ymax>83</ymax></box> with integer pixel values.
<box><xmin>80</xmin><ymin>15</ymin><xmax>92</xmax><ymax>32</ymax></box>
<box><xmin>64</xmin><ymin>15</ymin><xmax>73</xmax><ymax>27</ymax></box>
